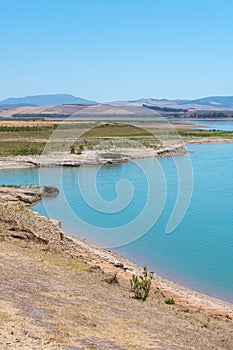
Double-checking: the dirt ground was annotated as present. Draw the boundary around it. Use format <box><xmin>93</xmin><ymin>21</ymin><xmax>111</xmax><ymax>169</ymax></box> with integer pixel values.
<box><xmin>0</xmin><ymin>199</ymin><xmax>233</xmax><ymax>350</ymax></box>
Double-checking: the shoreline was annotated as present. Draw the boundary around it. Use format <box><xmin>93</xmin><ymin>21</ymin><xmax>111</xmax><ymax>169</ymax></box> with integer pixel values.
<box><xmin>1</xmin><ymin>137</ymin><xmax>233</xmax><ymax>171</ymax></box>
<box><xmin>1</xmin><ymin>140</ymin><xmax>233</xmax><ymax>319</ymax></box>
<box><xmin>0</xmin><ymin>185</ymin><xmax>233</xmax><ymax>321</ymax></box>
<box><xmin>65</xmin><ymin>230</ymin><xmax>233</xmax><ymax>314</ymax></box>
<box><xmin>0</xmin><ymin>143</ymin><xmax>186</xmax><ymax>170</ymax></box>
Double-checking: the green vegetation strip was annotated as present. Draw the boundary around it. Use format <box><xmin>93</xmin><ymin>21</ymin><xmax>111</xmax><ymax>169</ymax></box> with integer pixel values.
<box><xmin>0</xmin><ymin>142</ymin><xmax>45</xmax><ymax>156</ymax></box>
<box><xmin>0</xmin><ymin>125</ymin><xmax>57</xmax><ymax>132</ymax></box>
<box><xmin>177</xmin><ymin>129</ymin><xmax>233</xmax><ymax>138</ymax></box>
<box><xmin>83</xmin><ymin>123</ymin><xmax>152</xmax><ymax>137</ymax></box>
<box><xmin>1</xmin><ymin>122</ymin><xmax>233</xmax><ymax>156</ymax></box>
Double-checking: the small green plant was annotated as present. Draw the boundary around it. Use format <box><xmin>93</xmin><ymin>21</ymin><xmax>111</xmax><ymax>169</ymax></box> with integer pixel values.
<box><xmin>165</xmin><ymin>298</ymin><xmax>175</xmax><ymax>305</ymax></box>
<box><xmin>75</xmin><ymin>144</ymin><xmax>85</xmax><ymax>155</ymax></box>
<box><xmin>130</xmin><ymin>266</ymin><xmax>153</xmax><ymax>301</ymax></box>
<box><xmin>70</xmin><ymin>145</ymin><xmax>75</xmax><ymax>154</ymax></box>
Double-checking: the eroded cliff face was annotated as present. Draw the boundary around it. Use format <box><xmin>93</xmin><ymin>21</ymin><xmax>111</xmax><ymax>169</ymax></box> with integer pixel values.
<box><xmin>0</xmin><ymin>186</ymin><xmax>62</xmax><ymax>245</ymax></box>
<box><xmin>0</xmin><ymin>185</ymin><xmax>61</xmax><ymax>243</ymax></box>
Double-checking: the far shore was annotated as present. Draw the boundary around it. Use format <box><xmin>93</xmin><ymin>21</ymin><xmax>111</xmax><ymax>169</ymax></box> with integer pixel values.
<box><xmin>0</xmin><ymin>143</ymin><xmax>186</xmax><ymax>170</ymax></box>
<box><xmin>1</xmin><ymin>137</ymin><xmax>233</xmax><ymax>171</ymax></box>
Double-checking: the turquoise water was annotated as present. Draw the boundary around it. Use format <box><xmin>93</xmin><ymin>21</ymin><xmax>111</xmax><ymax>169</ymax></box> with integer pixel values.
<box><xmin>180</xmin><ymin>120</ymin><xmax>233</xmax><ymax>131</ymax></box>
<box><xmin>197</xmin><ymin>120</ymin><xmax>233</xmax><ymax>131</ymax></box>
<box><xmin>1</xmin><ymin>143</ymin><xmax>233</xmax><ymax>302</ymax></box>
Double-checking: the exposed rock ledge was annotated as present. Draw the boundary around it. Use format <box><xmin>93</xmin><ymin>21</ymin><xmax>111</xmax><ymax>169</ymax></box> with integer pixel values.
<box><xmin>0</xmin><ymin>145</ymin><xmax>186</xmax><ymax>169</ymax></box>
<box><xmin>0</xmin><ymin>185</ymin><xmax>59</xmax><ymax>205</ymax></box>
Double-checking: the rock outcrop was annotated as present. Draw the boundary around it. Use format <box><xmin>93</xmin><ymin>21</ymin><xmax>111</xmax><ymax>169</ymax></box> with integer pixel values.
<box><xmin>0</xmin><ymin>185</ymin><xmax>59</xmax><ymax>205</ymax></box>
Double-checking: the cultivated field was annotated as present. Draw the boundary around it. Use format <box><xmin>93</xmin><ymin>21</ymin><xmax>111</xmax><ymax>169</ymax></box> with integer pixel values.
<box><xmin>1</xmin><ymin>119</ymin><xmax>233</xmax><ymax>157</ymax></box>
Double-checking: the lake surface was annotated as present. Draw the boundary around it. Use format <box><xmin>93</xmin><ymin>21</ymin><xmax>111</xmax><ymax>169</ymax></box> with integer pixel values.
<box><xmin>177</xmin><ymin>119</ymin><xmax>233</xmax><ymax>131</ymax></box>
<box><xmin>1</xmin><ymin>143</ymin><xmax>233</xmax><ymax>302</ymax></box>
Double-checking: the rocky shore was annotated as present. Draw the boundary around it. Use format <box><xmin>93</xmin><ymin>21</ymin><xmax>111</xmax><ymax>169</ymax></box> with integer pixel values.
<box><xmin>0</xmin><ymin>185</ymin><xmax>59</xmax><ymax>204</ymax></box>
<box><xmin>2</xmin><ymin>137</ymin><xmax>233</xmax><ymax>171</ymax></box>
<box><xmin>0</xmin><ymin>144</ymin><xmax>186</xmax><ymax>170</ymax></box>
<box><xmin>0</xmin><ymin>185</ymin><xmax>233</xmax><ymax>349</ymax></box>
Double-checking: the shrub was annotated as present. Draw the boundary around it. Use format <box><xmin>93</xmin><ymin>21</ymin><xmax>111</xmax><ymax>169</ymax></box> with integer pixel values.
<box><xmin>165</xmin><ymin>298</ymin><xmax>175</xmax><ymax>305</ymax></box>
<box><xmin>70</xmin><ymin>145</ymin><xmax>75</xmax><ymax>154</ymax></box>
<box><xmin>130</xmin><ymin>266</ymin><xmax>153</xmax><ymax>301</ymax></box>
<box><xmin>75</xmin><ymin>144</ymin><xmax>85</xmax><ymax>155</ymax></box>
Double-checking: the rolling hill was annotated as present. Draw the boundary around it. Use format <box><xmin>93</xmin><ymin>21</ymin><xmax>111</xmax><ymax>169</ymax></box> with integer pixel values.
<box><xmin>129</xmin><ymin>96</ymin><xmax>233</xmax><ymax>110</ymax></box>
<box><xmin>0</xmin><ymin>94</ymin><xmax>97</xmax><ymax>107</ymax></box>
<box><xmin>1</xmin><ymin>94</ymin><xmax>233</xmax><ymax>119</ymax></box>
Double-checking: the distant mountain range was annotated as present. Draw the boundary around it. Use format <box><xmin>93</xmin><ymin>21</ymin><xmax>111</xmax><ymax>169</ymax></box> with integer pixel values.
<box><xmin>1</xmin><ymin>94</ymin><xmax>233</xmax><ymax>110</ymax></box>
<box><xmin>1</xmin><ymin>94</ymin><xmax>233</xmax><ymax>119</ymax></box>
<box><xmin>0</xmin><ymin>94</ymin><xmax>97</xmax><ymax>108</ymax></box>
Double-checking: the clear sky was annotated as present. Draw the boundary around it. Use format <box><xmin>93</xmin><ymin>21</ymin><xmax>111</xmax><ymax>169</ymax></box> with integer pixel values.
<box><xmin>1</xmin><ymin>0</ymin><xmax>233</xmax><ymax>102</ymax></box>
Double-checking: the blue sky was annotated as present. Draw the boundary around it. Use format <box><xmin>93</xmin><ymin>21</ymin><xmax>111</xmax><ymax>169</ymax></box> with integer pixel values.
<box><xmin>1</xmin><ymin>0</ymin><xmax>233</xmax><ymax>101</ymax></box>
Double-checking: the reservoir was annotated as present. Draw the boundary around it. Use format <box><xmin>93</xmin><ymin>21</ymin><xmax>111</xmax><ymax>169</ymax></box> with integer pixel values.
<box><xmin>1</xmin><ymin>143</ymin><xmax>233</xmax><ymax>302</ymax></box>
